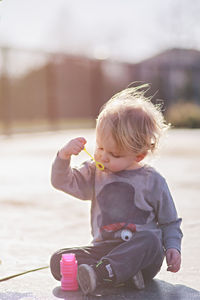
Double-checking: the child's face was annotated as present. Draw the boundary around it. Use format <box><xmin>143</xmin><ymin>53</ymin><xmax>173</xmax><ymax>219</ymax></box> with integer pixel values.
<box><xmin>94</xmin><ymin>129</ymin><xmax>141</xmax><ymax>173</ymax></box>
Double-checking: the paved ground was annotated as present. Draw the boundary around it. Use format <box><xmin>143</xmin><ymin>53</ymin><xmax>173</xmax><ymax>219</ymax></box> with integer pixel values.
<box><xmin>0</xmin><ymin>129</ymin><xmax>200</xmax><ymax>299</ymax></box>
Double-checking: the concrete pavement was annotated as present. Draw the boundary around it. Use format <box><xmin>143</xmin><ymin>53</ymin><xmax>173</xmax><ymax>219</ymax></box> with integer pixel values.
<box><xmin>0</xmin><ymin>129</ymin><xmax>200</xmax><ymax>299</ymax></box>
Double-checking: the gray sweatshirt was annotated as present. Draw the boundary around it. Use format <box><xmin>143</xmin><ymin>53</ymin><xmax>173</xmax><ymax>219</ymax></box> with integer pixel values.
<box><xmin>51</xmin><ymin>156</ymin><xmax>183</xmax><ymax>252</ymax></box>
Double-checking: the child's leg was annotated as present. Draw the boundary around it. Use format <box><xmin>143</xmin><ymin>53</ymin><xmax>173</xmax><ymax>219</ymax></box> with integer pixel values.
<box><xmin>77</xmin><ymin>231</ymin><xmax>164</xmax><ymax>295</ymax></box>
<box><xmin>50</xmin><ymin>242</ymin><xmax>121</xmax><ymax>281</ymax></box>
<box><xmin>101</xmin><ymin>230</ymin><xmax>164</xmax><ymax>284</ymax></box>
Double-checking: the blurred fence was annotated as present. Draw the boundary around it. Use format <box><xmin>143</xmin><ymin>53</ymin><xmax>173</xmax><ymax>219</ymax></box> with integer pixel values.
<box><xmin>0</xmin><ymin>47</ymin><xmax>132</xmax><ymax>134</ymax></box>
<box><xmin>1</xmin><ymin>47</ymin><xmax>200</xmax><ymax>134</ymax></box>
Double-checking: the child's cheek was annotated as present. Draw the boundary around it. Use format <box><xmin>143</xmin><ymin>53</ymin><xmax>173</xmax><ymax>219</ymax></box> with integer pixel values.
<box><xmin>94</xmin><ymin>151</ymin><xmax>99</xmax><ymax>161</ymax></box>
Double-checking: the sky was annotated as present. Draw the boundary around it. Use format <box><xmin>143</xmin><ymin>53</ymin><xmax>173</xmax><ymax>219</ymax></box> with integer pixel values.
<box><xmin>0</xmin><ymin>0</ymin><xmax>200</xmax><ymax>65</ymax></box>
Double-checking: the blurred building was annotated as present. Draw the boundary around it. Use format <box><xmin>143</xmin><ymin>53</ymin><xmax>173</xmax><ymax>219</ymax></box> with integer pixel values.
<box><xmin>133</xmin><ymin>48</ymin><xmax>200</xmax><ymax>107</ymax></box>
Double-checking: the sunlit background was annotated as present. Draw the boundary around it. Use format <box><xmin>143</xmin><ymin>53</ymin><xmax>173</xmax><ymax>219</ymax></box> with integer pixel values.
<box><xmin>1</xmin><ymin>0</ymin><xmax>200</xmax><ymax>134</ymax></box>
<box><xmin>0</xmin><ymin>1</ymin><xmax>200</xmax><ymax>294</ymax></box>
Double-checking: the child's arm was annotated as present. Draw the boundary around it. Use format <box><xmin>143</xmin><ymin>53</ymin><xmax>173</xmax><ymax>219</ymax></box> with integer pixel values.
<box><xmin>161</xmin><ymin>219</ymin><xmax>182</xmax><ymax>273</ymax></box>
<box><xmin>155</xmin><ymin>178</ymin><xmax>183</xmax><ymax>273</ymax></box>
<box><xmin>51</xmin><ymin>137</ymin><xmax>95</xmax><ymax>200</ymax></box>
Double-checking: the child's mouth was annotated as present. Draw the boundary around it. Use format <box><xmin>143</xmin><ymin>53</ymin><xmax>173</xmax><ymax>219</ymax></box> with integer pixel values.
<box><xmin>103</xmin><ymin>166</ymin><xmax>109</xmax><ymax>172</ymax></box>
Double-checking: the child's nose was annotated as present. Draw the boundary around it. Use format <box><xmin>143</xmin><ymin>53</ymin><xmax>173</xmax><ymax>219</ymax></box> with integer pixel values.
<box><xmin>101</xmin><ymin>152</ymin><xmax>109</xmax><ymax>162</ymax></box>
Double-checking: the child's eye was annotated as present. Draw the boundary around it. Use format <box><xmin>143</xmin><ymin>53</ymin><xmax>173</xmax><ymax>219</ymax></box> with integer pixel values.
<box><xmin>112</xmin><ymin>153</ymin><xmax>121</xmax><ymax>158</ymax></box>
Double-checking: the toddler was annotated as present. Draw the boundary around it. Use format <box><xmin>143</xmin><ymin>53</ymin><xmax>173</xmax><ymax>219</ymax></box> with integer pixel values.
<box><xmin>50</xmin><ymin>84</ymin><xmax>183</xmax><ymax>295</ymax></box>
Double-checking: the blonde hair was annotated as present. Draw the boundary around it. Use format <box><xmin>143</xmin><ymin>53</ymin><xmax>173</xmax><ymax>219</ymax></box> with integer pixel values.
<box><xmin>96</xmin><ymin>84</ymin><xmax>169</xmax><ymax>155</ymax></box>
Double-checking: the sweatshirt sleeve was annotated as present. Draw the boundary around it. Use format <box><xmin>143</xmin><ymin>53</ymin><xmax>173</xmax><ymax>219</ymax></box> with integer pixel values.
<box><xmin>51</xmin><ymin>155</ymin><xmax>95</xmax><ymax>200</ymax></box>
<box><xmin>156</xmin><ymin>179</ymin><xmax>183</xmax><ymax>252</ymax></box>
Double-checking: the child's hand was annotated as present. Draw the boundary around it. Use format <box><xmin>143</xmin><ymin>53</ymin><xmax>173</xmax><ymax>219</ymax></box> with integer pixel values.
<box><xmin>58</xmin><ymin>137</ymin><xmax>86</xmax><ymax>160</ymax></box>
<box><xmin>166</xmin><ymin>248</ymin><xmax>181</xmax><ymax>273</ymax></box>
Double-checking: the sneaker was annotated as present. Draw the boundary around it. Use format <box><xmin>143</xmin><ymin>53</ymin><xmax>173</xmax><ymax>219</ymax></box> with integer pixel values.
<box><xmin>77</xmin><ymin>264</ymin><xmax>97</xmax><ymax>295</ymax></box>
<box><xmin>132</xmin><ymin>270</ymin><xmax>145</xmax><ymax>290</ymax></box>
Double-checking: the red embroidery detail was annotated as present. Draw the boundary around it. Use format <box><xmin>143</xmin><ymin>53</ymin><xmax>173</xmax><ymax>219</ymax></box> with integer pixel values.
<box><xmin>126</xmin><ymin>223</ymin><xmax>136</xmax><ymax>232</ymax></box>
<box><xmin>101</xmin><ymin>222</ymin><xmax>136</xmax><ymax>233</ymax></box>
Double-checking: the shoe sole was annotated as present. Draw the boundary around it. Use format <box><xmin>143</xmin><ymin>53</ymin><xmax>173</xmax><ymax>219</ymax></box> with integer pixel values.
<box><xmin>77</xmin><ymin>264</ymin><xmax>96</xmax><ymax>295</ymax></box>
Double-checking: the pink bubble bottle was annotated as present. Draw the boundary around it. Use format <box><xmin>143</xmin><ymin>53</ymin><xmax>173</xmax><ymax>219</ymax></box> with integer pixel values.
<box><xmin>60</xmin><ymin>253</ymin><xmax>78</xmax><ymax>291</ymax></box>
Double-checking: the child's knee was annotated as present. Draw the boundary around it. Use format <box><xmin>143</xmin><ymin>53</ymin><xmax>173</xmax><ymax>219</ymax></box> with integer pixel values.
<box><xmin>137</xmin><ymin>230</ymin><xmax>159</xmax><ymax>242</ymax></box>
<box><xmin>134</xmin><ymin>230</ymin><xmax>163</xmax><ymax>252</ymax></box>
<box><xmin>142</xmin><ymin>231</ymin><xmax>164</xmax><ymax>258</ymax></box>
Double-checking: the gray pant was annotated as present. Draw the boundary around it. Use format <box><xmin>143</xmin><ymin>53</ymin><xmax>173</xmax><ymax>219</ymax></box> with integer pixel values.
<box><xmin>50</xmin><ymin>230</ymin><xmax>165</xmax><ymax>284</ymax></box>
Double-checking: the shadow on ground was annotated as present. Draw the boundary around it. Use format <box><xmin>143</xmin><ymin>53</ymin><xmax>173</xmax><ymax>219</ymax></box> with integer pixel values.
<box><xmin>52</xmin><ymin>279</ymin><xmax>200</xmax><ymax>300</ymax></box>
<box><xmin>1</xmin><ymin>279</ymin><xmax>199</xmax><ymax>299</ymax></box>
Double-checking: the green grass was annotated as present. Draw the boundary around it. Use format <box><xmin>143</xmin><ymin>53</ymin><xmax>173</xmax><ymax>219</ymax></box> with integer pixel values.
<box><xmin>166</xmin><ymin>102</ymin><xmax>200</xmax><ymax>128</ymax></box>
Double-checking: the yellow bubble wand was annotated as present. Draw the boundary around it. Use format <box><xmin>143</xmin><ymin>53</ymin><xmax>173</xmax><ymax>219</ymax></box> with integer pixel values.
<box><xmin>83</xmin><ymin>147</ymin><xmax>104</xmax><ymax>171</ymax></box>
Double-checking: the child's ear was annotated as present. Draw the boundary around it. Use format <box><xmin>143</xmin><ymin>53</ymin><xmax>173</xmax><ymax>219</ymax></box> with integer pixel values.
<box><xmin>136</xmin><ymin>152</ymin><xmax>147</xmax><ymax>162</ymax></box>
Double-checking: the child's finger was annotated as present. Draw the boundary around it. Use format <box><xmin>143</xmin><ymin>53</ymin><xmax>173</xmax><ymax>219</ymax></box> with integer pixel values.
<box><xmin>167</xmin><ymin>264</ymin><xmax>173</xmax><ymax>271</ymax></box>
<box><xmin>72</xmin><ymin>146</ymin><xmax>83</xmax><ymax>155</ymax></box>
<box><xmin>167</xmin><ymin>262</ymin><xmax>181</xmax><ymax>272</ymax></box>
<box><xmin>76</xmin><ymin>137</ymin><xmax>87</xmax><ymax>145</ymax></box>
